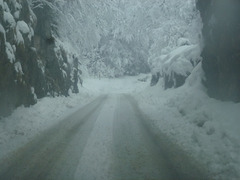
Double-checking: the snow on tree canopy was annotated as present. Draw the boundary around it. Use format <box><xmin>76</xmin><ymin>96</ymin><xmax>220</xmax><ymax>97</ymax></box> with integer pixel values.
<box><xmin>5</xmin><ymin>42</ymin><xmax>15</xmax><ymax>63</ymax></box>
<box><xmin>14</xmin><ymin>1</ymin><xmax>22</xmax><ymax>10</ymax></box>
<box><xmin>15</xmin><ymin>28</ymin><xmax>24</xmax><ymax>44</ymax></box>
<box><xmin>52</xmin><ymin>0</ymin><xmax>202</xmax><ymax>77</ymax></box>
<box><xmin>31</xmin><ymin>87</ymin><xmax>37</xmax><ymax>101</ymax></box>
<box><xmin>14</xmin><ymin>11</ymin><xmax>20</xmax><ymax>19</ymax></box>
<box><xmin>3</xmin><ymin>11</ymin><xmax>16</xmax><ymax>28</ymax></box>
<box><xmin>14</xmin><ymin>61</ymin><xmax>24</xmax><ymax>75</ymax></box>
<box><xmin>16</xmin><ymin>21</ymin><xmax>30</xmax><ymax>34</ymax></box>
<box><xmin>12</xmin><ymin>1</ymin><xmax>22</xmax><ymax>19</ymax></box>
<box><xmin>0</xmin><ymin>23</ymin><xmax>5</xmax><ymax>36</ymax></box>
<box><xmin>0</xmin><ymin>0</ymin><xmax>3</xmax><ymax>8</ymax></box>
<box><xmin>147</xmin><ymin>0</ymin><xmax>202</xmax><ymax>71</ymax></box>
<box><xmin>3</xmin><ymin>1</ymin><xmax>9</xmax><ymax>11</ymax></box>
<box><xmin>28</xmin><ymin>27</ymin><xmax>34</xmax><ymax>40</ymax></box>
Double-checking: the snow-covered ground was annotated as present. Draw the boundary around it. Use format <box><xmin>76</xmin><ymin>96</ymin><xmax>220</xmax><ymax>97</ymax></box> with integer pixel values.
<box><xmin>0</xmin><ymin>74</ymin><xmax>150</xmax><ymax>160</ymax></box>
<box><xmin>0</xmin><ymin>89</ymin><xmax>94</xmax><ymax>160</ymax></box>
<box><xmin>84</xmin><ymin>74</ymin><xmax>151</xmax><ymax>94</ymax></box>
<box><xmin>0</xmin><ymin>72</ymin><xmax>239</xmax><ymax>179</ymax></box>
<box><xmin>135</xmin><ymin>65</ymin><xmax>240</xmax><ymax>180</ymax></box>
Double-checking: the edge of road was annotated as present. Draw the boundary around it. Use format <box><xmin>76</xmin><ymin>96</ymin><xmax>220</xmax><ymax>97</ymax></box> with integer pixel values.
<box><xmin>125</xmin><ymin>94</ymin><xmax>212</xmax><ymax>180</ymax></box>
<box><xmin>0</xmin><ymin>95</ymin><xmax>108</xmax><ymax>178</ymax></box>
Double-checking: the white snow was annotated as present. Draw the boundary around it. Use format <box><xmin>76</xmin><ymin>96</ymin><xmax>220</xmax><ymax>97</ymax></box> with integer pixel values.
<box><xmin>177</xmin><ymin>37</ymin><xmax>191</xmax><ymax>47</ymax></box>
<box><xmin>11</xmin><ymin>0</ymin><xmax>22</xmax><ymax>19</ymax></box>
<box><xmin>15</xmin><ymin>21</ymin><xmax>30</xmax><ymax>43</ymax></box>
<box><xmin>1</xmin><ymin>0</ymin><xmax>239</xmax><ymax>178</ymax></box>
<box><xmin>31</xmin><ymin>87</ymin><xmax>37</xmax><ymax>101</ymax></box>
<box><xmin>0</xmin><ymin>23</ymin><xmax>5</xmax><ymax>36</ymax></box>
<box><xmin>28</xmin><ymin>27</ymin><xmax>34</xmax><ymax>40</ymax></box>
<box><xmin>14</xmin><ymin>62</ymin><xmax>23</xmax><ymax>75</ymax></box>
<box><xmin>12</xmin><ymin>44</ymin><xmax>16</xmax><ymax>52</ymax></box>
<box><xmin>74</xmin><ymin>96</ymin><xmax>116</xmax><ymax>180</ymax></box>
<box><xmin>83</xmin><ymin>74</ymin><xmax>151</xmax><ymax>94</ymax></box>
<box><xmin>154</xmin><ymin>44</ymin><xmax>202</xmax><ymax>77</ymax></box>
<box><xmin>0</xmin><ymin>89</ymin><xmax>94</xmax><ymax>160</ymax></box>
<box><xmin>5</xmin><ymin>42</ymin><xmax>15</xmax><ymax>63</ymax></box>
<box><xmin>3</xmin><ymin>2</ymin><xmax>9</xmax><ymax>12</ymax></box>
<box><xmin>16</xmin><ymin>21</ymin><xmax>30</xmax><ymax>34</ymax></box>
<box><xmin>14</xmin><ymin>11</ymin><xmax>20</xmax><ymax>19</ymax></box>
<box><xmin>15</xmin><ymin>28</ymin><xmax>24</xmax><ymax>44</ymax></box>
<box><xmin>14</xmin><ymin>2</ymin><xmax>22</xmax><ymax>11</ymax></box>
<box><xmin>0</xmin><ymin>72</ymin><xmax>239</xmax><ymax>179</ymax></box>
<box><xmin>0</xmin><ymin>74</ymin><xmax>150</xmax><ymax>159</ymax></box>
<box><xmin>0</xmin><ymin>0</ymin><xmax>3</xmax><ymax>8</ymax></box>
<box><xmin>3</xmin><ymin>11</ymin><xmax>16</xmax><ymax>28</ymax></box>
<box><xmin>135</xmin><ymin>64</ymin><xmax>240</xmax><ymax>180</ymax></box>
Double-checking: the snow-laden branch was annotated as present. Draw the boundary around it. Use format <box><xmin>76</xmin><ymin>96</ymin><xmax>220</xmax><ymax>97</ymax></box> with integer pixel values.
<box><xmin>28</xmin><ymin>0</ymin><xmax>63</xmax><ymax>10</ymax></box>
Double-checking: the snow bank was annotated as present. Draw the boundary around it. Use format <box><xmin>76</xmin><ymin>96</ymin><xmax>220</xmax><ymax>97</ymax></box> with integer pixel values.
<box><xmin>0</xmin><ymin>90</ymin><xmax>94</xmax><ymax>160</ymax></box>
<box><xmin>135</xmin><ymin>64</ymin><xmax>240</xmax><ymax>179</ymax></box>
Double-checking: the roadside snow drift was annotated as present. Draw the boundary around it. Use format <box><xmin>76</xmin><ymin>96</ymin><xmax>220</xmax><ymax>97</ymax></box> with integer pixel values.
<box><xmin>135</xmin><ymin>64</ymin><xmax>240</xmax><ymax>180</ymax></box>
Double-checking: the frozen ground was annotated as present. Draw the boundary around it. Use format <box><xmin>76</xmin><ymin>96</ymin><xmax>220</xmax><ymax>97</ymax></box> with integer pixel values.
<box><xmin>0</xmin><ymin>72</ymin><xmax>239</xmax><ymax>179</ymax></box>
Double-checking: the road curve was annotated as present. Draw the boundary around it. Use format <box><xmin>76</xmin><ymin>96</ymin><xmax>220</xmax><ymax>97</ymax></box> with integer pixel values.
<box><xmin>0</xmin><ymin>94</ymin><xmax>210</xmax><ymax>180</ymax></box>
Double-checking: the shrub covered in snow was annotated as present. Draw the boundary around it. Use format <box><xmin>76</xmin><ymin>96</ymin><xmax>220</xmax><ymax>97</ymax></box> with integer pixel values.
<box><xmin>146</xmin><ymin>0</ymin><xmax>202</xmax><ymax>89</ymax></box>
<box><xmin>151</xmin><ymin>43</ymin><xmax>202</xmax><ymax>89</ymax></box>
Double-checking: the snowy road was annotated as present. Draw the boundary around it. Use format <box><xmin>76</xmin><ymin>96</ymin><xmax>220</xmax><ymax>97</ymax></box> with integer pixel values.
<box><xmin>0</xmin><ymin>95</ymin><xmax>209</xmax><ymax>180</ymax></box>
